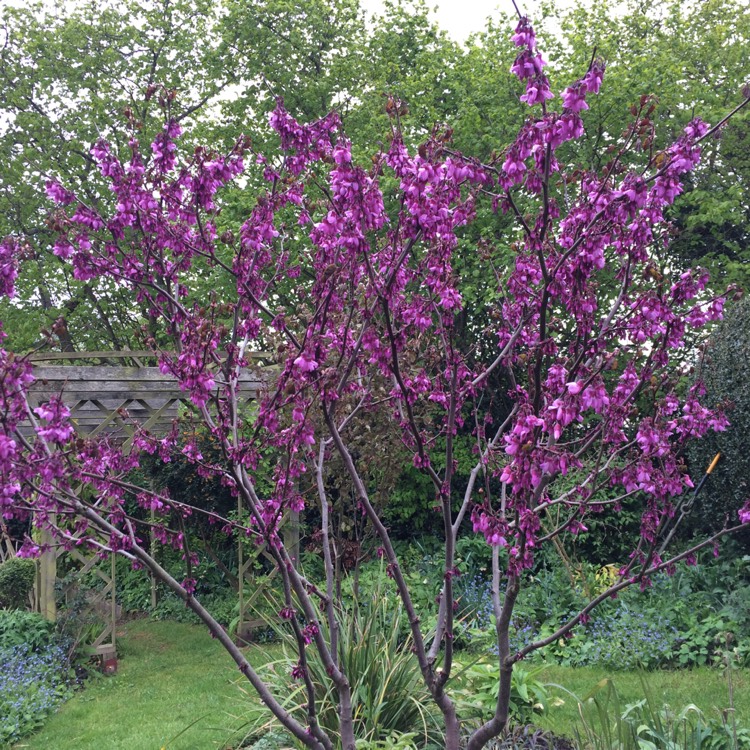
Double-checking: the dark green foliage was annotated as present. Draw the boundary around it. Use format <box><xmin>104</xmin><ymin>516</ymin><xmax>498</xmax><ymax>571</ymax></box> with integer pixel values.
<box><xmin>688</xmin><ymin>297</ymin><xmax>750</xmax><ymax>547</ymax></box>
<box><xmin>381</xmin><ymin>463</ymin><xmax>443</xmax><ymax>536</ymax></box>
<box><xmin>568</xmin><ymin>552</ymin><xmax>750</xmax><ymax>669</ymax></box>
<box><xmin>0</xmin><ymin>610</ymin><xmax>55</xmax><ymax>652</ymax></box>
<box><xmin>0</xmin><ymin>557</ymin><xmax>35</xmax><ymax>610</ymax></box>
<box><xmin>110</xmin><ymin>554</ymin><xmax>240</xmax><ymax>627</ymax></box>
<box><xmin>141</xmin><ymin>429</ymin><xmax>239</xmax><ymax>522</ymax></box>
<box><xmin>150</xmin><ymin>589</ymin><xmax>238</xmax><ymax>629</ymax></box>
<box><xmin>429</xmin><ymin>544</ymin><xmax>750</xmax><ymax>670</ymax></box>
<box><xmin>114</xmin><ymin>558</ymin><xmax>154</xmax><ymax>613</ymax></box>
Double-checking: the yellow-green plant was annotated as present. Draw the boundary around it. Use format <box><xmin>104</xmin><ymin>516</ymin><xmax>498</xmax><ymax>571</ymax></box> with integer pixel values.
<box><xmin>454</xmin><ymin>661</ymin><xmax>548</xmax><ymax>728</ymax></box>
<box><xmin>355</xmin><ymin>732</ymin><xmax>420</xmax><ymax>750</ymax></box>
<box><xmin>258</xmin><ymin>582</ymin><xmax>442</xmax><ymax>749</ymax></box>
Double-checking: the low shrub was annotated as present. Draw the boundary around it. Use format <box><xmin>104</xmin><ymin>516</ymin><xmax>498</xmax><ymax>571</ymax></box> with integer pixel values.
<box><xmin>472</xmin><ymin>549</ymin><xmax>750</xmax><ymax>670</ymax></box>
<box><xmin>258</xmin><ymin>578</ymin><xmax>443</xmax><ymax>748</ymax></box>
<box><xmin>150</xmin><ymin>592</ymin><xmax>202</xmax><ymax>624</ymax></box>
<box><xmin>151</xmin><ymin>588</ymin><xmax>238</xmax><ymax>627</ymax></box>
<box><xmin>243</xmin><ymin>728</ymin><xmax>295</xmax><ymax>749</ymax></box>
<box><xmin>115</xmin><ymin>558</ymin><xmax>154</xmax><ymax>613</ymax></box>
<box><xmin>566</xmin><ymin>606</ymin><xmax>679</xmax><ymax>671</ymax></box>
<box><xmin>454</xmin><ymin>661</ymin><xmax>548</xmax><ymax>727</ymax></box>
<box><xmin>0</xmin><ymin>613</ymin><xmax>76</xmax><ymax>746</ymax></box>
<box><xmin>0</xmin><ymin>557</ymin><xmax>36</xmax><ymax>610</ymax></box>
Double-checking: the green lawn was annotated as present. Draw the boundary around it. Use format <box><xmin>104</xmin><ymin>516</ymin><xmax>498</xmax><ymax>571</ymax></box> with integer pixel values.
<box><xmin>16</xmin><ymin>619</ymin><xmax>749</xmax><ymax>749</ymax></box>
<box><xmin>17</xmin><ymin>619</ymin><xmax>276</xmax><ymax>750</ymax></box>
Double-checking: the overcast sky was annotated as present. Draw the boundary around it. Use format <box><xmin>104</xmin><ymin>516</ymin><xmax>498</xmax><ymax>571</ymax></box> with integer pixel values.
<box><xmin>361</xmin><ymin>0</ymin><xmax>521</xmax><ymax>43</ymax></box>
<box><xmin>4</xmin><ymin>0</ymin><xmax>547</xmax><ymax>44</ymax></box>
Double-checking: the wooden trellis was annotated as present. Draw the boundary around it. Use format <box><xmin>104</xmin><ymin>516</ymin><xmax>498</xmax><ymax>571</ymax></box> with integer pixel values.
<box><xmin>236</xmin><ymin>540</ymin><xmax>278</xmax><ymax>644</ymax></box>
<box><xmin>25</xmin><ymin>350</ymin><xmax>267</xmax><ymax>657</ymax></box>
<box><xmin>0</xmin><ymin>522</ymin><xmax>17</xmax><ymax>563</ymax></box>
<box><xmin>28</xmin><ymin>351</ymin><xmax>264</xmax><ymax>446</ymax></box>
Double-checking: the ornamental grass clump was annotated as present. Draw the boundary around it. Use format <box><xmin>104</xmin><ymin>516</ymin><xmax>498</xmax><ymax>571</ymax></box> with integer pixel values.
<box><xmin>260</xmin><ymin>582</ymin><xmax>443</xmax><ymax>749</ymax></box>
<box><xmin>572</xmin><ymin>676</ymin><xmax>750</xmax><ymax>750</ymax></box>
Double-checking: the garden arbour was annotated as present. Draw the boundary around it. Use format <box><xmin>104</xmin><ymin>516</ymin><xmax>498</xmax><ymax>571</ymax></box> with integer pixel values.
<box><xmin>10</xmin><ymin>348</ymin><xmax>269</xmax><ymax>658</ymax></box>
<box><xmin>2</xmin><ymin>12</ymin><xmax>750</xmax><ymax>750</ymax></box>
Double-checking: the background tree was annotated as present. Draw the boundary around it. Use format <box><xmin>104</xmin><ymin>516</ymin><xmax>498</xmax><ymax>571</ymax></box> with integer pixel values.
<box><xmin>551</xmin><ymin>0</ymin><xmax>750</xmax><ymax>288</ymax></box>
<box><xmin>687</xmin><ymin>295</ymin><xmax>750</xmax><ymax>547</ymax></box>
<box><xmin>0</xmin><ymin>0</ymin><xmax>234</xmax><ymax>351</ymax></box>
<box><xmin>4</xmin><ymin>0</ymin><xmax>748</xmax><ymax>354</ymax></box>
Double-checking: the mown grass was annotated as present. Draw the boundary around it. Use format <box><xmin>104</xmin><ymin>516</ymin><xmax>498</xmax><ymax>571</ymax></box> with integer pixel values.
<box><xmin>16</xmin><ymin>619</ymin><xmax>278</xmax><ymax>750</ymax></box>
<box><xmin>15</xmin><ymin>618</ymin><xmax>750</xmax><ymax>749</ymax></box>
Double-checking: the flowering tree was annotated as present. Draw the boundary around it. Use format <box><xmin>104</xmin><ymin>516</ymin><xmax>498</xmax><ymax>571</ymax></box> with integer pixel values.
<box><xmin>2</xmin><ymin>14</ymin><xmax>750</xmax><ymax>750</ymax></box>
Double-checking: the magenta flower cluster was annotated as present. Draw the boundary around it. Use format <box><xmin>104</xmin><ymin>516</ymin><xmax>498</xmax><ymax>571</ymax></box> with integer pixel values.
<box><xmin>0</xmin><ymin>18</ymin><xmax>745</xmax><ymax>604</ymax></box>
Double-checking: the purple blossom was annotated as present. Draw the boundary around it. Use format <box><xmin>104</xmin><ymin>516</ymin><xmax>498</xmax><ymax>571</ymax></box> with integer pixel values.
<box><xmin>520</xmin><ymin>76</ymin><xmax>554</xmax><ymax>107</ymax></box>
<box><xmin>44</xmin><ymin>180</ymin><xmax>75</xmax><ymax>205</ymax></box>
<box><xmin>561</xmin><ymin>81</ymin><xmax>589</xmax><ymax>113</ymax></box>
<box><xmin>302</xmin><ymin>622</ymin><xmax>319</xmax><ymax>644</ymax></box>
<box><xmin>583</xmin><ymin>59</ymin><xmax>606</xmax><ymax>94</ymax></box>
<box><xmin>33</xmin><ymin>399</ymin><xmax>74</xmax><ymax>444</ymax></box>
<box><xmin>293</xmin><ymin>354</ymin><xmax>318</xmax><ymax>373</ymax></box>
<box><xmin>512</xmin><ymin>17</ymin><xmax>536</xmax><ymax>48</ymax></box>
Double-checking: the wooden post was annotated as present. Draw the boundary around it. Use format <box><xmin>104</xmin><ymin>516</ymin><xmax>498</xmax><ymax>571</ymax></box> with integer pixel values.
<box><xmin>284</xmin><ymin>510</ymin><xmax>300</xmax><ymax>567</ymax></box>
<box><xmin>111</xmin><ymin>554</ymin><xmax>117</xmax><ymax>653</ymax></box>
<box><xmin>0</xmin><ymin>523</ymin><xmax>16</xmax><ymax>563</ymax></box>
<box><xmin>37</xmin><ymin>525</ymin><xmax>57</xmax><ymax>622</ymax></box>
<box><xmin>150</xmin><ymin>506</ymin><xmax>158</xmax><ymax>609</ymax></box>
